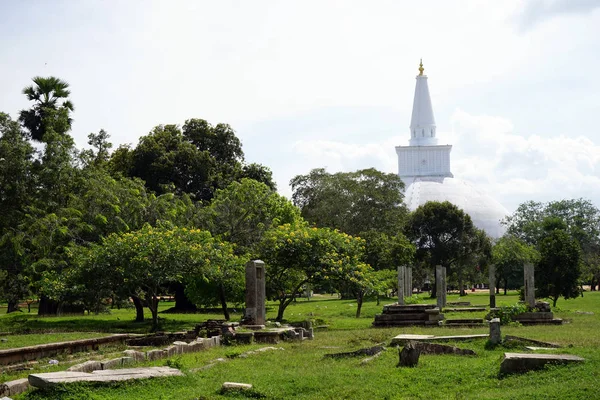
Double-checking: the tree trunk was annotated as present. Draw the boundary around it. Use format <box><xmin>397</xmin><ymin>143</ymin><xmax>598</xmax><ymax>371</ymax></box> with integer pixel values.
<box><xmin>591</xmin><ymin>277</ymin><xmax>596</xmax><ymax>291</ymax></box>
<box><xmin>376</xmin><ymin>293</ymin><xmax>380</xmax><ymax>306</ymax></box>
<box><xmin>150</xmin><ymin>296</ymin><xmax>159</xmax><ymax>331</ymax></box>
<box><xmin>431</xmin><ymin>269</ymin><xmax>437</xmax><ymax>299</ymax></box>
<box><xmin>37</xmin><ymin>295</ymin><xmax>59</xmax><ymax>316</ymax></box>
<box><xmin>7</xmin><ymin>300</ymin><xmax>19</xmax><ymax>313</ymax></box>
<box><xmin>355</xmin><ymin>291</ymin><xmax>364</xmax><ymax>318</ymax></box>
<box><xmin>503</xmin><ymin>278</ymin><xmax>508</xmax><ymax>295</ymax></box>
<box><xmin>173</xmin><ymin>282</ymin><xmax>197</xmax><ymax>311</ymax></box>
<box><xmin>131</xmin><ymin>295</ymin><xmax>145</xmax><ymax>322</ymax></box>
<box><xmin>218</xmin><ymin>284</ymin><xmax>230</xmax><ymax>321</ymax></box>
<box><xmin>458</xmin><ymin>270</ymin><xmax>466</xmax><ymax>296</ymax></box>
<box><xmin>552</xmin><ymin>297</ymin><xmax>558</xmax><ymax>307</ymax></box>
<box><xmin>276</xmin><ymin>301</ymin><xmax>286</xmax><ymax>322</ymax></box>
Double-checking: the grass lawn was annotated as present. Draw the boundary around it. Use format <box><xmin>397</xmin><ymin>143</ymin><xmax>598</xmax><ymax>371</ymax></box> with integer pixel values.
<box><xmin>2</xmin><ymin>291</ymin><xmax>599</xmax><ymax>399</ymax></box>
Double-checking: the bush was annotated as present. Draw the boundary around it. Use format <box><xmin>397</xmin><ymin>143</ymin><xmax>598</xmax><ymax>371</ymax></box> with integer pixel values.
<box><xmin>486</xmin><ymin>303</ymin><xmax>527</xmax><ymax>325</ymax></box>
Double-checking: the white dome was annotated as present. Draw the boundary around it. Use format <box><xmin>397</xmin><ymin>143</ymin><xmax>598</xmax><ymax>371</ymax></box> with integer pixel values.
<box><xmin>403</xmin><ymin>177</ymin><xmax>508</xmax><ymax>238</ymax></box>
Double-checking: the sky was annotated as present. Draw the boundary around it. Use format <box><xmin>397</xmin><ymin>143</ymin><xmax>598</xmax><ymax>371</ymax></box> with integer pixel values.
<box><xmin>1</xmin><ymin>0</ymin><xmax>599</xmax><ymax>213</ymax></box>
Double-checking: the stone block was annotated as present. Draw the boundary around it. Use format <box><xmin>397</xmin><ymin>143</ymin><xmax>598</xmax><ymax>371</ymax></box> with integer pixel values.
<box><xmin>123</xmin><ymin>350</ymin><xmax>146</xmax><ymax>362</ymax></box>
<box><xmin>188</xmin><ymin>341</ymin><xmax>205</xmax><ymax>352</ymax></box>
<box><xmin>0</xmin><ymin>378</ymin><xmax>30</xmax><ymax>397</ymax></box>
<box><xmin>67</xmin><ymin>360</ymin><xmax>102</xmax><ymax>373</ymax></box>
<box><xmin>121</xmin><ymin>356</ymin><xmax>134</xmax><ymax>366</ymax></box>
<box><xmin>172</xmin><ymin>341</ymin><xmax>188</xmax><ymax>354</ymax></box>
<box><xmin>489</xmin><ymin>318</ymin><xmax>501</xmax><ymax>345</ymax></box>
<box><xmin>398</xmin><ymin>342</ymin><xmax>420</xmax><ymax>367</ymax></box>
<box><xmin>164</xmin><ymin>345</ymin><xmax>178</xmax><ymax>357</ymax></box>
<box><xmin>411</xmin><ymin>342</ymin><xmax>475</xmax><ymax>356</ymax></box>
<box><xmin>222</xmin><ymin>382</ymin><xmax>252</xmax><ymax>391</ymax></box>
<box><xmin>100</xmin><ymin>358</ymin><xmax>124</xmax><ymax>370</ymax></box>
<box><xmin>146</xmin><ymin>349</ymin><xmax>167</xmax><ymax>361</ymax></box>
<box><xmin>499</xmin><ymin>353</ymin><xmax>584</xmax><ymax>375</ymax></box>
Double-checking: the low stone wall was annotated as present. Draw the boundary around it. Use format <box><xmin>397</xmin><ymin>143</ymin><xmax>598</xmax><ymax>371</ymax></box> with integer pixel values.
<box><xmin>0</xmin><ymin>334</ymin><xmax>131</xmax><ymax>366</ymax></box>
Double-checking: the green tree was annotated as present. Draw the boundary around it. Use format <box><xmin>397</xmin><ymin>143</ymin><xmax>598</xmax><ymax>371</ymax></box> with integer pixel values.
<box><xmin>257</xmin><ymin>224</ymin><xmax>369</xmax><ymax>321</ymax></box>
<box><xmin>405</xmin><ymin>201</ymin><xmax>477</xmax><ymax>297</ymax></box>
<box><xmin>18</xmin><ymin>76</ymin><xmax>74</xmax><ymax>142</ymax></box>
<box><xmin>492</xmin><ymin>235</ymin><xmax>539</xmax><ymax>295</ymax></box>
<box><xmin>77</xmin><ymin>226</ymin><xmax>239</xmax><ymax>329</ymax></box>
<box><xmin>290</xmin><ymin>168</ymin><xmax>407</xmax><ymax>236</ymax></box>
<box><xmin>0</xmin><ymin>113</ymin><xmax>35</xmax><ymax>312</ymax></box>
<box><xmin>198</xmin><ymin>178</ymin><xmax>301</xmax><ymax>319</ymax></box>
<box><xmin>536</xmin><ymin>218</ymin><xmax>582</xmax><ymax>307</ymax></box>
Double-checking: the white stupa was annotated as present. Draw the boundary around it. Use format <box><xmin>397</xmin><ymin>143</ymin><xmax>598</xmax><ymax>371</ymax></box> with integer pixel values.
<box><xmin>396</xmin><ymin>61</ymin><xmax>508</xmax><ymax>238</ymax></box>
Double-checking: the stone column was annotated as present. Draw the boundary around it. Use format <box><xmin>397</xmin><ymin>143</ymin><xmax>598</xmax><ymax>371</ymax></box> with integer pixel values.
<box><xmin>406</xmin><ymin>267</ymin><xmax>413</xmax><ymax>298</ymax></box>
<box><xmin>397</xmin><ymin>266</ymin><xmax>406</xmax><ymax>305</ymax></box>
<box><xmin>244</xmin><ymin>260</ymin><xmax>266</xmax><ymax>325</ymax></box>
<box><xmin>436</xmin><ymin>265</ymin><xmax>446</xmax><ymax>310</ymax></box>
<box><xmin>524</xmin><ymin>262</ymin><xmax>535</xmax><ymax>309</ymax></box>
<box><xmin>489</xmin><ymin>264</ymin><xmax>496</xmax><ymax>308</ymax></box>
<box><xmin>489</xmin><ymin>317</ymin><xmax>501</xmax><ymax>344</ymax></box>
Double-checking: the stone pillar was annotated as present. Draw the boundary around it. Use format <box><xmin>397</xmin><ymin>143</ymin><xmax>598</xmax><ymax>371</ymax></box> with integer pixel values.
<box><xmin>397</xmin><ymin>266</ymin><xmax>406</xmax><ymax>305</ymax></box>
<box><xmin>524</xmin><ymin>262</ymin><xmax>535</xmax><ymax>309</ymax></box>
<box><xmin>489</xmin><ymin>264</ymin><xmax>496</xmax><ymax>308</ymax></box>
<box><xmin>436</xmin><ymin>265</ymin><xmax>446</xmax><ymax>310</ymax></box>
<box><xmin>489</xmin><ymin>317</ymin><xmax>501</xmax><ymax>344</ymax></box>
<box><xmin>406</xmin><ymin>267</ymin><xmax>413</xmax><ymax>298</ymax></box>
<box><xmin>244</xmin><ymin>260</ymin><xmax>266</xmax><ymax>325</ymax></box>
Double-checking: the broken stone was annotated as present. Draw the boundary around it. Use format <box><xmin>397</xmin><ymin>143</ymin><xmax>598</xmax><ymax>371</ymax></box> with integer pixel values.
<box><xmin>499</xmin><ymin>353</ymin><xmax>584</xmax><ymax>375</ymax></box>
<box><xmin>123</xmin><ymin>350</ymin><xmax>146</xmax><ymax>362</ymax></box>
<box><xmin>222</xmin><ymin>382</ymin><xmax>252</xmax><ymax>391</ymax></box>
<box><xmin>398</xmin><ymin>341</ymin><xmax>420</xmax><ymax>367</ymax></box>
<box><xmin>504</xmin><ymin>335</ymin><xmax>561</xmax><ymax>348</ymax></box>
<box><xmin>28</xmin><ymin>367</ymin><xmax>183</xmax><ymax>388</ymax></box>
<box><xmin>410</xmin><ymin>342</ymin><xmax>475</xmax><ymax>356</ymax></box>
<box><xmin>0</xmin><ymin>378</ymin><xmax>29</xmax><ymax>397</ymax></box>
<box><xmin>146</xmin><ymin>349</ymin><xmax>167</xmax><ymax>361</ymax></box>
<box><xmin>67</xmin><ymin>360</ymin><xmax>102</xmax><ymax>373</ymax></box>
<box><xmin>324</xmin><ymin>345</ymin><xmax>385</xmax><ymax>359</ymax></box>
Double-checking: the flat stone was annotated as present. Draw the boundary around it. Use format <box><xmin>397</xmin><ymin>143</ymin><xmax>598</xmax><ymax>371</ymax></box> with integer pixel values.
<box><xmin>67</xmin><ymin>360</ymin><xmax>102</xmax><ymax>373</ymax></box>
<box><xmin>504</xmin><ymin>335</ymin><xmax>561</xmax><ymax>348</ymax></box>
<box><xmin>28</xmin><ymin>367</ymin><xmax>183</xmax><ymax>388</ymax></box>
<box><xmin>222</xmin><ymin>382</ymin><xmax>252</xmax><ymax>391</ymax></box>
<box><xmin>499</xmin><ymin>353</ymin><xmax>584</xmax><ymax>375</ymax></box>
<box><xmin>0</xmin><ymin>378</ymin><xmax>30</xmax><ymax>397</ymax></box>
<box><xmin>391</xmin><ymin>334</ymin><xmax>487</xmax><ymax>345</ymax></box>
<box><xmin>525</xmin><ymin>347</ymin><xmax>560</xmax><ymax>351</ymax></box>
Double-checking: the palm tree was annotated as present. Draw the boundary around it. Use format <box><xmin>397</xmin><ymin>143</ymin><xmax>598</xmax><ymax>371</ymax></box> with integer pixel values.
<box><xmin>19</xmin><ymin>76</ymin><xmax>74</xmax><ymax>142</ymax></box>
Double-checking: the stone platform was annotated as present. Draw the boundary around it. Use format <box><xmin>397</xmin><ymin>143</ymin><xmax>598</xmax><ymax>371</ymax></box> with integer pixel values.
<box><xmin>513</xmin><ymin>312</ymin><xmax>562</xmax><ymax>325</ymax></box>
<box><xmin>373</xmin><ymin>304</ymin><xmax>443</xmax><ymax>327</ymax></box>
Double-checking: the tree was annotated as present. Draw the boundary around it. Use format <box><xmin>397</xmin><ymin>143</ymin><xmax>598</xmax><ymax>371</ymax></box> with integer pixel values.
<box><xmin>536</xmin><ymin>218</ymin><xmax>582</xmax><ymax>307</ymax></box>
<box><xmin>18</xmin><ymin>76</ymin><xmax>74</xmax><ymax>142</ymax></box>
<box><xmin>492</xmin><ymin>235</ymin><xmax>539</xmax><ymax>295</ymax></box>
<box><xmin>79</xmin><ymin>129</ymin><xmax>112</xmax><ymax>168</ymax></box>
<box><xmin>290</xmin><ymin>168</ymin><xmax>407</xmax><ymax>236</ymax></box>
<box><xmin>110</xmin><ymin>119</ymin><xmax>276</xmax><ymax>202</ymax></box>
<box><xmin>405</xmin><ymin>201</ymin><xmax>477</xmax><ymax>296</ymax></box>
<box><xmin>0</xmin><ymin>113</ymin><xmax>36</xmax><ymax>312</ymax></box>
<box><xmin>454</xmin><ymin>228</ymin><xmax>492</xmax><ymax>296</ymax></box>
<box><xmin>198</xmin><ymin>178</ymin><xmax>301</xmax><ymax>319</ymax></box>
<box><xmin>504</xmin><ymin>198</ymin><xmax>600</xmax><ymax>290</ymax></box>
<box><xmin>257</xmin><ymin>224</ymin><xmax>369</xmax><ymax>321</ymax></box>
<box><xmin>77</xmin><ymin>226</ymin><xmax>240</xmax><ymax>329</ymax></box>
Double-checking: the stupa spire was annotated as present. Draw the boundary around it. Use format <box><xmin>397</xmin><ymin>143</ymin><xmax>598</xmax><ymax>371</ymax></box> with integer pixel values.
<box><xmin>409</xmin><ymin>59</ymin><xmax>436</xmax><ymax>146</ymax></box>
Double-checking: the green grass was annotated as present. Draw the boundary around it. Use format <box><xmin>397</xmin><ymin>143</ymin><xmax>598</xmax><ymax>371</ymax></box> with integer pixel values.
<box><xmin>2</xmin><ymin>291</ymin><xmax>599</xmax><ymax>399</ymax></box>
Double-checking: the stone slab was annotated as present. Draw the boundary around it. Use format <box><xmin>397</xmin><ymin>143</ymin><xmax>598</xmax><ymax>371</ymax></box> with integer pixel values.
<box><xmin>0</xmin><ymin>378</ymin><xmax>30</xmax><ymax>397</ymax></box>
<box><xmin>222</xmin><ymin>382</ymin><xmax>252</xmax><ymax>391</ymax></box>
<box><xmin>123</xmin><ymin>350</ymin><xmax>146</xmax><ymax>362</ymax></box>
<box><xmin>28</xmin><ymin>367</ymin><xmax>183</xmax><ymax>388</ymax></box>
<box><xmin>391</xmin><ymin>334</ymin><xmax>488</xmax><ymax>345</ymax></box>
<box><xmin>443</xmin><ymin>307</ymin><xmax>487</xmax><ymax>312</ymax></box>
<box><xmin>499</xmin><ymin>353</ymin><xmax>584</xmax><ymax>375</ymax></box>
<box><xmin>525</xmin><ymin>346</ymin><xmax>560</xmax><ymax>351</ymax></box>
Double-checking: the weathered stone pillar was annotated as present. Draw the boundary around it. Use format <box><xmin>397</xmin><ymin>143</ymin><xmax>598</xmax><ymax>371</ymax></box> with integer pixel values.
<box><xmin>524</xmin><ymin>262</ymin><xmax>535</xmax><ymax>308</ymax></box>
<box><xmin>489</xmin><ymin>317</ymin><xmax>501</xmax><ymax>344</ymax></box>
<box><xmin>436</xmin><ymin>265</ymin><xmax>446</xmax><ymax>310</ymax></box>
<box><xmin>244</xmin><ymin>260</ymin><xmax>266</xmax><ymax>325</ymax></box>
<box><xmin>489</xmin><ymin>264</ymin><xmax>496</xmax><ymax>308</ymax></box>
<box><xmin>397</xmin><ymin>266</ymin><xmax>406</xmax><ymax>305</ymax></box>
<box><xmin>406</xmin><ymin>267</ymin><xmax>413</xmax><ymax>298</ymax></box>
